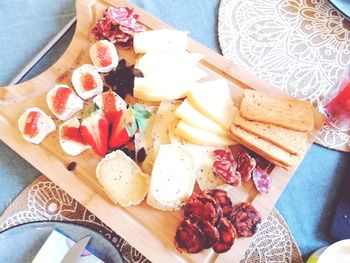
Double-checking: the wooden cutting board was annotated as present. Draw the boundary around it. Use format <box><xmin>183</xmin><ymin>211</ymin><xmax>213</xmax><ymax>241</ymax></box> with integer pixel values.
<box><xmin>0</xmin><ymin>0</ymin><xmax>324</xmax><ymax>262</ymax></box>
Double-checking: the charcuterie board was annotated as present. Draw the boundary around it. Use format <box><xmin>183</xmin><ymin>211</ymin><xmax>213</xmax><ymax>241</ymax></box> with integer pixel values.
<box><xmin>0</xmin><ymin>0</ymin><xmax>324</xmax><ymax>262</ymax></box>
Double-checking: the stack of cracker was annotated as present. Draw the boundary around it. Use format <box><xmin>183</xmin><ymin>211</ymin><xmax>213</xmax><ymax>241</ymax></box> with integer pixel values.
<box><xmin>228</xmin><ymin>89</ymin><xmax>314</xmax><ymax>169</ymax></box>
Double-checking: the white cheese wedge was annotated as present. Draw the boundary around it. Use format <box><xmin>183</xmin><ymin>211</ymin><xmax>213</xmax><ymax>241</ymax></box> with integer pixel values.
<box><xmin>135</xmin><ymin>52</ymin><xmax>204</xmax><ymax>76</ymax></box>
<box><xmin>176</xmin><ymin>99</ymin><xmax>227</xmax><ymax>136</ymax></box>
<box><xmin>71</xmin><ymin>64</ymin><xmax>103</xmax><ymax>100</ymax></box>
<box><xmin>46</xmin><ymin>84</ymin><xmax>84</xmax><ymax>121</ymax></box>
<box><xmin>96</xmin><ymin>150</ymin><xmax>150</xmax><ymax>207</ymax></box>
<box><xmin>134</xmin><ymin>106</ymin><xmax>158</xmax><ymax>174</ymax></box>
<box><xmin>59</xmin><ymin>117</ymin><xmax>91</xmax><ymax>156</ymax></box>
<box><xmin>182</xmin><ymin>144</ymin><xmax>229</xmax><ymax>191</ymax></box>
<box><xmin>175</xmin><ymin>120</ymin><xmax>236</xmax><ymax>146</ymax></box>
<box><xmin>133</xmin><ymin>76</ymin><xmax>193</xmax><ymax>101</ymax></box>
<box><xmin>18</xmin><ymin>107</ymin><xmax>56</xmax><ymax>144</ymax></box>
<box><xmin>168</xmin><ymin>119</ymin><xmax>183</xmax><ymax>146</ymax></box>
<box><xmin>134</xmin><ymin>29</ymin><xmax>188</xmax><ymax>54</ymax></box>
<box><xmin>152</xmin><ymin>100</ymin><xmax>182</xmax><ymax>155</ymax></box>
<box><xmin>187</xmin><ymin>79</ymin><xmax>238</xmax><ymax>129</ymax></box>
<box><xmin>147</xmin><ymin>144</ymin><xmax>196</xmax><ymax>211</ymax></box>
<box><xmin>89</xmin><ymin>40</ymin><xmax>119</xmax><ymax>73</ymax></box>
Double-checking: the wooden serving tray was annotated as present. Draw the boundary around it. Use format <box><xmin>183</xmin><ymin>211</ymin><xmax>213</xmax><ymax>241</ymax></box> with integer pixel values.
<box><xmin>0</xmin><ymin>0</ymin><xmax>324</xmax><ymax>262</ymax></box>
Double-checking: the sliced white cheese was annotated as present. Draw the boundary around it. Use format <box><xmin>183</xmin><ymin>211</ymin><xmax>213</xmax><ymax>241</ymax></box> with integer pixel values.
<box><xmin>168</xmin><ymin>119</ymin><xmax>183</xmax><ymax>146</ymax></box>
<box><xmin>152</xmin><ymin>100</ymin><xmax>182</xmax><ymax>155</ymax></box>
<box><xmin>176</xmin><ymin>99</ymin><xmax>227</xmax><ymax>136</ymax></box>
<box><xmin>134</xmin><ymin>106</ymin><xmax>158</xmax><ymax>175</ymax></box>
<box><xmin>59</xmin><ymin>117</ymin><xmax>91</xmax><ymax>156</ymax></box>
<box><xmin>89</xmin><ymin>40</ymin><xmax>119</xmax><ymax>73</ymax></box>
<box><xmin>182</xmin><ymin>144</ymin><xmax>229</xmax><ymax>191</ymax></box>
<box><xmin>187</xmin><ymin>79</ymin><xmax>238</xmax><ymax>129</ymax></box>
<box><xmin>96</xmin><ymin>150</ymin><xmax>150</xmax><ymax>207</ymax></box>
<box><xmin>71</xmin><ymin>64</ymin><xmax>103</xmax><ymax>100</ymax></box>
<box><xmin>134</xmin><ymin>29</ymin><xmax>188</xmax><ymax>54</ymax></box>
<box><xmin>46</xmin><ymin>84</ymin><xmax>84</xmax><ymax>121</ymax></box>
<box><xmin>134</xmin><ymin>51</ymin><xmax>204</xmax><ymax>76</ymax></box>
<box><xmin>18</xmin><ymin>107</ymin><xmax>56</xmax><ymax>144</ymax></box>
<box><xmin>133</xmin><ymin>76</ymin><xmax>192</xmax><ymax>101</ymax></box>
<box><xmin>175</xmin><ymin>120</ymin><xmax>236</xmax><ymax>146</ymax></box>
<box><xmin>147</xmin><ymin>144</ymin><xmax>196</xmax><ymax>211</ymax></box>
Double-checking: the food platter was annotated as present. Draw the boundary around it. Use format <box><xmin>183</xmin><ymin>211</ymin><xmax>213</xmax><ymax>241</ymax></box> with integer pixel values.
<box><xmin>0</xmin><ymin>0</ymin><xmax>324</xmax><ymax>262</ymax></box>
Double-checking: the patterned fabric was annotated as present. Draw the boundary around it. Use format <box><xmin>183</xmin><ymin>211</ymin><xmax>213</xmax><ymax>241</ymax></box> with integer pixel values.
<box><xmin>0</xmin><ymin>175</ymin><xmax>302</xmax><ymax>262</ymax></box>
<box><xmin>218</xmin><ymin>0</ymin><xmax>350</xmax><ymax>152</ymax></box>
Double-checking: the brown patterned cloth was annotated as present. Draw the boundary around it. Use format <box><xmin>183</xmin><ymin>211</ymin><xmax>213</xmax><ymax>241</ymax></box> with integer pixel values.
<box><xmin>0</xmin><ymin>175</ymin><xmax>302</xmax><ymax>262</ymax></box>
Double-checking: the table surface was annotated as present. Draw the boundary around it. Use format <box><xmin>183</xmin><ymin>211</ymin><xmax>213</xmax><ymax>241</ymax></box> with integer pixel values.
<box><xmin>0</xmin><ymin>0</ymin><xmax>349</xmax><ymax>260</ymax></box>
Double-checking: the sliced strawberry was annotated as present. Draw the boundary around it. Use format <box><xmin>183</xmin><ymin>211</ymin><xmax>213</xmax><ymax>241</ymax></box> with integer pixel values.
<box><xmin>109</xmin><ymin>109</ymin><xmax>132</xmax><ymax>149</ymax></box>
<box><xmin>80</xmin><ymin>113</ymin><xmax>109</xmax><ymax>157</ymax></box>
<box><xmin>61</xmin><ymin>126</ymin><xmax>87</xmax><ymax>145</ymax></box>
<box><xmin>24</xmin><ymin>111</ymin><xmax>41</xmax><ymax>138</ymax></box>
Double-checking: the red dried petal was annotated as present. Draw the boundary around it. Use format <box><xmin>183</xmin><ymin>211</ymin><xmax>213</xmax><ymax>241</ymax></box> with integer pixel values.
<box><xmin>236</xmin><ymin>152</ymin><xmax>256</xmax><ymax>181</ymax></box>
<box><xmin>92</xmin><ymin>7</ymin><xmax>146</xmax><ymax>47</ymax></box>
<box><xmin>252</xmin><ymin>167</ymin><xmax>272</xmax><ymax>194</ymax></box>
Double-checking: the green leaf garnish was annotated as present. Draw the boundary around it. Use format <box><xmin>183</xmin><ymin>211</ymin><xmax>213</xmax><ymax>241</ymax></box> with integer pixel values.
<box><xmin>125</xmin><ymin>103</ymin><xmax>152</xmax><ymax>136</ymax></box>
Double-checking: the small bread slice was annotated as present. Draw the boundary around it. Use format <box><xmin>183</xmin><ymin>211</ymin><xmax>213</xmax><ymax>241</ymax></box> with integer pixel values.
<box><xmin>234</xmin><ymin>113</ymin><xmax>307</xmax><ymax>156</ymax></box>
<box><xmin>240</xmin><ymin>89</ymin><xmax>314</xmax><ymax>132</ymax></box>
<box><xmin>96</xmin><ymin>150</ymin><xmax>150</xmax><ymax>207</ymax></box>
<box><xmin>229</xmin><ymin>125</ymin><xmax>300</xmax><ymax>169</ymax></box>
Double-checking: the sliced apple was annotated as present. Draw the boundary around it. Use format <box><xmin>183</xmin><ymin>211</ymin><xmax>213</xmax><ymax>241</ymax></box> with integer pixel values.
<box><xmin>187</xmin><ymin>79</ymin><xmax>237</xmax><ymax>129</ymax></box>
<box><xmin>175</xmin><ymin>120</ymin><xmax>236</xmax><ymax>146</ymax></box>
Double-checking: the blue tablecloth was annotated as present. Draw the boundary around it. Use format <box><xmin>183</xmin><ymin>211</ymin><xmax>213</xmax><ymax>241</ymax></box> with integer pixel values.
<box><xmin>0</xmin><ymin>0</ymin><xmax>349</xmax><ymax>260</ymax></box>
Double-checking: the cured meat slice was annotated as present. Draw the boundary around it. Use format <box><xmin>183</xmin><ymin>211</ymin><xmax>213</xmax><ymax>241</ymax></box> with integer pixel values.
<box><xmin>236</xmin><ymin>151</ymin><xmax>256</xmax><ymax>181</ymax></box>
<box><xmin>197</xmin><ymin>220</ymin><xmax>219</xmax><ymax>249</ymax></box>
<box><xmin>184</xmin><ymin>197</ymin><xmax>217</xmax><ymax>225</ymax></box>
<box><xmin>213</xmin><ymin>149</ymin><xmax>235</xmax><ymax>163</ymax></box>
<box><xmin>230</xmin><ymin>202</ymin><xmax>262</xmax><ymax>237</ymax></box>
<box><xmin>175</xmin><ymin>219</ymin><xmax>204</xmax><ymax>253</ymax></box>
<box><xmin>212</xmin><ymin>218</ymin><xmax>236</xmax><ymax>253</ymax></box>
<box><xmin>206</xmin><ymin>189</ymin><xmax>233</xmax><ymax>218</ymax></box>
<box><xmin>213</xmin><ymin>160</ymin><xmax>241</xmax><ymax>186</ymax></box>
<box><xmin>252</xmin><ymin>167</ymin><xmax>272</xmax><ymax>194</ymax></box>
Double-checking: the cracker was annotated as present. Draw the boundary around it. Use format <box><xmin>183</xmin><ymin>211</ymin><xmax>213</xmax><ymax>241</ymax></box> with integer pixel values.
<box><xmin>240</xmin><ymin>89</ymin><xmax>314</xmax><ymax>132</ymax></box>
<box><xmin>228</xmin><ymin>125</ymin><xmax>300</xmax><ymax>169</ymax></box>
<box><xmin>233</xmin><ymin>113</ymin><xmax>307</xmax><ymax>156</ymax></box>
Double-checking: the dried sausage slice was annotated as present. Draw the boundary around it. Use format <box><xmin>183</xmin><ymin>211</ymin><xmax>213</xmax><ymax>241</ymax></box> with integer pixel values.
<box><xmin>230</xmin><ymin>202</ymin><xmax>261</xmax><ymax>237</ymax></box>
<box><xmin>212</xmin><ymin>218</ymin><xmax>236</xmax><ymax>253</ymax></box>
<box><xmin>236</xmin><ymin>152</ymin><xmax>256</xmax><ymax>181</ymax></box>
<box><xmin>205</xmin><ymin>189</ymin><xmax>233</xmax><ymax>218</ymax></box>
<box><xmin>184</xmin><ymin>198</ymin><xmax>217</xmax><ymax>225</ymax></box>
<box><xmin>175</xmin><ymin>219</ymin><xmax>204</xmax><ymax>253</ymax></box>
<box><xmin>198</xmin><ymin>220</ymin><xmax>220</xmax><ymax>249</ymax></box>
